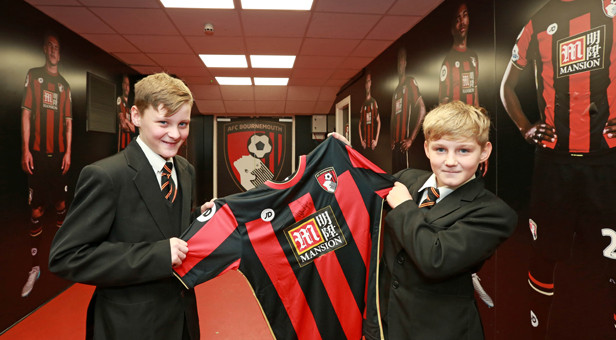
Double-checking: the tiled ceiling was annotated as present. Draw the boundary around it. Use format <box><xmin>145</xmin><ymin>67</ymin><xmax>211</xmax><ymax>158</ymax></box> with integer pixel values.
<box><xmin>25</xmin><ymin>0</ymin><xmax>443</xmax><ymax>116</ymax></box>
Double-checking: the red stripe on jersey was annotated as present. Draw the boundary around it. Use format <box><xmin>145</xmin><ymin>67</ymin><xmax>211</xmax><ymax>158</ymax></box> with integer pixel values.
<box><xmin>463</xmin><ymin>60</ymin><xmax>473</xmax><ymax>105</ymax></box>
<box><xmin>278</xmin><ymin>133</ymin><xmax>283</xmax><ymax>169</ymax></box>
<box><xmin>58</xmin><ymin>89</ymin><xmax>67</xmax><ymax>152</ymax></box>
<box><xmin>607</xmin><ymin>19</ymin><xmax>616</xmax><ymax>148</ymax></box>
<box><xmin>33</xmin><ymin>80</ymin><xmax>42</xmax><ymax>152</ymax></box>
<box><xmin>314</xmin><ymin>253</ymin><xmax>362</xmax><ymax>340</ymax></box>
<box><xmin>335</xmin><ymin>172</ymin><xmax>371</xmax><ymax>338</ymax></box>
<box><xmin>176</xmin><ymin>204</ymin><xmax>240</xmax><ymax>277</ymax></box>
<box><xmin>253</xmin><ymin>194</ymin><xmax>321</xmax><ymax>340</ymax></box>
<box><xmin>346</xmin><ymin>145</ymin><xmax>386</xmax><ymax>174</ymax></box>
<box><xmin>453</xmin><ymin>62</ymin><xmax>461</xmax><ymax>101</ymax></box>
<box><xmin>569</xmin><ymin>14</ymin><xmax>591</xmax><ymax>152</ymax></box>
<box><xmin>288</xmin><ymin>193</ymin><xmax>362</xmax><ymax>340</ymax></box>
<box><xmin>515</xmin><ymin>21</ymin><xmax>534</xmax><ymax>68</ymax></box>
<box><xmin>537</xmin><ymin>29</ymin><xmax>557</xmax><ymax>141</ymax></box>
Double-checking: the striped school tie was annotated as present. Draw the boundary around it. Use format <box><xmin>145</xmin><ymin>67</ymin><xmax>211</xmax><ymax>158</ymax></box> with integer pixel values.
<box><xmin>419</xmin><ymin>187</ymin><xmax>439</xmax><ymax>209</ymax></box>
<box><xmin>161</xmin><ymin>162</ymin><xmax>177</xmax><ymax>203</ymax></box>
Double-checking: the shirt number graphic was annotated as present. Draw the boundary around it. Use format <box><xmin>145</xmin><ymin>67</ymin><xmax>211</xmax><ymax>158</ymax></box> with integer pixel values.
<box><xmin>601</xmin><ymin>228</ymin><xmax>616</xmax><ymax>260</ymax></box>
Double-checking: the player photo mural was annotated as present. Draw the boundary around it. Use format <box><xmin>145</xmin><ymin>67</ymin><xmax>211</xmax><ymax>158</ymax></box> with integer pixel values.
<box><xmin>439</xmin><ymin>2</ymin><xmax>479</xmax><ymax>106</ymax></box>
<box><xmin>391</xmin><ymin>47</ymin><xmax>427</xmax><ymax>173</ymax></box>
<box><xmin>358</xmin><ymin>72</ymin><xmax>381</xmax><ymax>151</ymax></box>
<box><xmin>217</xmin><ymin>118</ymin><xmax>292</xmax><ymax>197</ymax></box>
<box><xmin>117</xmin><ymin>74</ymin><xmax>136</xmax><ymax>151</ymax></box>
<box><xmin>20</xmin><ymin>32</ymin><xmax>72</xmax><ymax>298</ymax></box>
<box><xmin>500</xmin><ymin>0</ymin><xmax>616</xmax><ymax>338</ymax></box>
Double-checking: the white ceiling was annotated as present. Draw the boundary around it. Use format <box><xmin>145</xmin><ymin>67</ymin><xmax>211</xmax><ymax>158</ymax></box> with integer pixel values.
<box><xmin>25</xmin><ymin>0</ymin><xmax>443</xmax><ymax>116</ymax></box>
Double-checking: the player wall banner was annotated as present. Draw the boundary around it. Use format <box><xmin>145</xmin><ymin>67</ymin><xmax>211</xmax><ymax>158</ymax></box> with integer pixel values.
<box><xmin>217</xmin><ymin>118</ymin><xmax>292</xmax><ymax>197</ymax></box>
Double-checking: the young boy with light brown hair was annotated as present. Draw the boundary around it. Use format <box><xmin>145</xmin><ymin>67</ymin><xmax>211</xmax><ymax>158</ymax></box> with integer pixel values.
<box><xmin>378</xmin><ymin>100</ymin><xmax>517</xmax><ymax>339</ymax></box>
<box><xmin>50</xmin><ymin>72</ymin><xmax>203</xmax><ymax>339</ymax></box>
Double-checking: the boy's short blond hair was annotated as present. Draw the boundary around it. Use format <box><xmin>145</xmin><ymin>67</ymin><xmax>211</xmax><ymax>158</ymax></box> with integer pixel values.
<box><xmin>134</xmin><ymin>73</ymin><xmax>193</xmax><ymax>116</ymax></box>
<box><xmin>422</xmin><ymin>101</ymin><xmax>490</xmax><ymax>146</ymax></box>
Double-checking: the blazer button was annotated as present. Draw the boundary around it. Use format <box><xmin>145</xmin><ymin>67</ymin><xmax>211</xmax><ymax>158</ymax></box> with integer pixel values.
<box><xmin>392</xmin><ymin>280</ymin><xmax>400</xmax><ymax>289</ymax></box>
<box><xmin>397</xmin><ymin>254</ymin><xmax>405</xmax><ymax>264</ymax></box>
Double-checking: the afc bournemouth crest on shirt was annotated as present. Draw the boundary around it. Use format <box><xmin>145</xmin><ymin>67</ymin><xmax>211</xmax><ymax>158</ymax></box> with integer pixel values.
<box><xmin>604</xmin><ymin>0</ymin><xmax>616</xmax><ymax>18</ymax></box>
<box><xmin>223</xmin><ymin>120</ymin><xmax>286</xmax><ymax>191</ymax></box>
<box><xmin>284</xmin><ymin>206</ymin><xmax>347</xmax><ymax>267</ymax></box>
<box><xmin>315</xmin><ymin>167</ymin><xmax>337</xmax><ymax>193</ymax></box>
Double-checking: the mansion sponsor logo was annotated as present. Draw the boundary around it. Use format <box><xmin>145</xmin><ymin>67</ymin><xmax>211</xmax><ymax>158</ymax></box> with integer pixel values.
<box><xmin>42</xmin><ymin>89</ymin><xmax>58</xmax><ymax>110</ymax></box>
<box><xmin>461</xmin><ymin>71</ymin><xmax>475</xmax><ymax>94</ymax></box>
<box><xmin>285</xmin><ymin>206</ymin><xmax>347</xmax><ymax>267</ymax></box>
<box><xmin>558</xmin><ymin>26</ymin><xmax>605</xmax><ymax>78</ymax></box>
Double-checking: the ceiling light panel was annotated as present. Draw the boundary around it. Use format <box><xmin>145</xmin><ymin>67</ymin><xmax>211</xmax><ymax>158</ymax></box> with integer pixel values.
<box><xmin>200</xmin><ymin>54</ymin><xmax>248</xmax><ymax>68</ymax></box>
<box><xmin>254</xmin><ymin>77</ymin><xmax>289</xmax><ymax>85</ymax></box>
<box><xmin>250</xmin><ymin>55</ymin><xmax>296</xmax><ymax>68</ymax></box>
<box><xmin>161</xmin><ymin>0</ymin><xmax>234</xmax><ymax>9</ymax></box>
<box><xmin>216</xmin><ymin>77</ymin><xmax>252</xmax><ymax>85</ymax></box>
<box><xmin>241</xmin><ymin>0</ymin><xmax>313</xmax><ymax>11</ymax></box>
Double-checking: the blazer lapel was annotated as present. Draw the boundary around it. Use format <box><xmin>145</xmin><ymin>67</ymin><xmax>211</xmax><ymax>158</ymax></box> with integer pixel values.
<box><xmin>125</xmin><ymin>142</ymin><xmax>174</xmax><ymax>239</ymax></box>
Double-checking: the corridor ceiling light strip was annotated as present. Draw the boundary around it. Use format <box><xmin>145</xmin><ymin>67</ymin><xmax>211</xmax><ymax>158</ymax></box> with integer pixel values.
<box><xmin>161</xmin><ymin>0</ymin><xmax>234</xmax><ymax>9</ymax></box>
<box><xmin>250</xmin><ymin>55</ymin><xmax>296</xmax><ymax>69</ymax></box>
<box><xmin>241</xmin><ymin>0</ymin><xmax>313</xmax><ymax>10</ymax></box>
<box><xmin>254</xmin><ymin>77</ymin><xmax>289</xmax><ymax>85</ymax></box>
<box><xmin>200</xmin><ymin>54</ymin><xmax>248</xmax><ymax>68</ymax></box>
<box><xmin>216</xmin><ymin>77</ymin><xmax>252</xmax><ymax>85</ymax></box>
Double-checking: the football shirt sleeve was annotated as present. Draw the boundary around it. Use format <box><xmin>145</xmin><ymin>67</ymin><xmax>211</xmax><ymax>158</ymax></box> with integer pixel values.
<box><xmin>174</xmin><ymin>201</ymin><xmax>243</xmax><ymax>288</ymax></box>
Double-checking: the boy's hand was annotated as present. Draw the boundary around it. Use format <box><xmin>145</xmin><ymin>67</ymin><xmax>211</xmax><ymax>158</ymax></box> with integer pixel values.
<box><xmin>170</xmin><ymin>237</ymin><xmax>188</xmax><ymax>268</ymax></box>
<box><xmin>200</xmin><ymin>198</ymin><xmax>216</xmax><ymax>213</ymax></box>
<box><xmin>328</xmin><ymin>132</ymin><xmax>350</xmax><ymax>146</ymax></box>
<box><xmin>386</xmin><ymin>182</ymin><xmax>413</xmax><ymax>209</ymax></box>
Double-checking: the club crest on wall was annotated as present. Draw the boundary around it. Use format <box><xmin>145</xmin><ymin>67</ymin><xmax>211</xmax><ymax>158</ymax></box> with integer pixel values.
<box><xmin>223</xmin><ymin>120</ymin><xmax>287</xmax><ymax>191</ymax></box>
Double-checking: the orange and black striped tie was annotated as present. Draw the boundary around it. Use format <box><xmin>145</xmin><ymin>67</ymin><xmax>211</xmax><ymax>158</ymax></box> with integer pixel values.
<box><xmin>419</xmin><ymin>187</ymin><xmax>439</xmax><ymax>209</ymax></box>
<box><xmin>161</xmin><ymin>162</ymin><xmax>177</xmax><ymax>203</ymax></box>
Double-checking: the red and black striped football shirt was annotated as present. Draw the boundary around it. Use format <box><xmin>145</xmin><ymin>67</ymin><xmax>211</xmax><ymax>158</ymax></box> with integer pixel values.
<box><xmin>118</xmin><ymin>96</ymin><xmax>132</xmax><ymax>150</ymax></box>
<box><xmin>174</xmin><ymin>137</ymin><xmax>394</xmax><ymax>340</ymax></box>
<box><xmin>359</xmin><ymin>97</ymin><xmax>379</xmax><ymax>145</ymax></box>
<box><xmin>391</xmin><ymin>76</ymin><xmax>421</xmax><ymax>144</ymax></box>
<box><xmin>21</xmin><ymin>67</ymin><xmax>72</xmax><ymax>154</ymax></box>
<box><xmin>439</xmin><ymin>46</ymin><xmax>479</xmax><ymax>106</ymax></box>
<box><xmin>511</xmin><ymin>0</ymin><xmax>616</xmax><ymax>152</ymax></box>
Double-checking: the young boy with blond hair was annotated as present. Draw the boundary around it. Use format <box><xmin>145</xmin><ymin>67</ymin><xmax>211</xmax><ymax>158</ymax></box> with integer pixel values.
<box><xmin>379</xmin><ymin>100</ymin><xmax>517</xmax><ymax>339</ymax></box>
<box><xmin>50</xmin><ymin>73</ymin><xmax>202</xmax><ymax>340</ymax></box>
